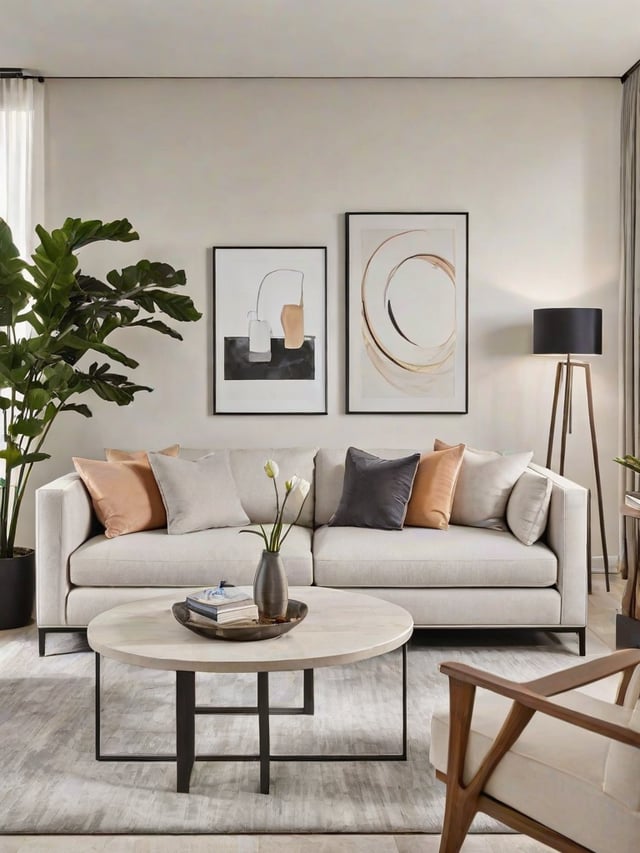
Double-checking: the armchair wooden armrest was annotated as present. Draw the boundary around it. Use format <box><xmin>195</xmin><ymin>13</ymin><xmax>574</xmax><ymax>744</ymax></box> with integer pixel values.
<box><xmin>439</xmin><ymin>649</ymin><xmax>640</xmax><ymax>747</ymax></box>
<box><xmin>436</xmin><ymin>650</ymin><xmax>640</xmax><ymax>852</ymax></box>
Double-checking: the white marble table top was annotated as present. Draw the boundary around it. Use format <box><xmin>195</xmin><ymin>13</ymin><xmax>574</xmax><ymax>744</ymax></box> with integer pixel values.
<box><xmin>87</xmin><ymin>587</ymin><xmax>414</xmax><ymax>673</ymax></box>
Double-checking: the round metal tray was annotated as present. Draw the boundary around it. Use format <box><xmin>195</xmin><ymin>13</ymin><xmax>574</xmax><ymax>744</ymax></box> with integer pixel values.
<box><xmin>172</xmin><ymin>599</ymin><xmax>308</xmax><ymax>642</ymax></box>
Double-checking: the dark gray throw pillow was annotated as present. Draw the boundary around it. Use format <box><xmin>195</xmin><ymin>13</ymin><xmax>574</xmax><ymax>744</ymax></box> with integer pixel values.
<box><xmin>329</xmin><ymin>447</ymin><xmax>421</xmax><ymax>530</ymax></box>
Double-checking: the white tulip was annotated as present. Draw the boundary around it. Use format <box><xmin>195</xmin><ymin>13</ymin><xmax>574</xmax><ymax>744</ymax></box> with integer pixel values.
<box><xmin>296</xmin><ymin>477</ymin><xmax>311</xmax><ymax>500</ymax></box>
<box><xmin>264</xmin><ymin>459</ymin><xmax>279</xmax><ymax>479</ymax></box>
<box><xmin>285</xmin><ymin>475</ymin><xmax>300</xmax><ymax>493</ymax></box>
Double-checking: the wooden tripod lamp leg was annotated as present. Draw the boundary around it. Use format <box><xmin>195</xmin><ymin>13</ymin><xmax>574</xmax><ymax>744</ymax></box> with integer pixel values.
<box><xmin>546</xmin><ymin>361</ymin><xmax>564</xmax><ymax>469</ymax></box>
<box><xmin>584</xmin><ymin>363</ymin><xmax>610</xmax><ymax>592</ymax></box>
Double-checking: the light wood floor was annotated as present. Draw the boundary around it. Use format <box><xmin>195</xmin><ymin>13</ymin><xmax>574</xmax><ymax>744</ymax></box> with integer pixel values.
<box><xmin>0</xmin><ymin>575</ymin><xmax>625</xmax><ymax>853</ymax></box>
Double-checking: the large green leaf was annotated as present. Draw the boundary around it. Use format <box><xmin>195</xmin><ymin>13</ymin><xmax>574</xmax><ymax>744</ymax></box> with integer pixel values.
<box><xmin>61</xmin><ymin>402</ymin><xmax>92</xmax><ymax>418</ymax></box>
<box><xmin>133</xmin><ymin>289</ymin><xmax>202</xmax><ymax>321</ymax></box>
<box><xmin>0</xmin><ymin>445</ymin><xmax>22</xmax><ymax>469</ymax></box>
<box><xmin>24</xmin><ymin>388</ymin><xmax>51</xmax><ymax>411</ymax></box>
<box><xmin>22</xmin><ymin>452</ymin><xmax>51</xmax><ymax>464</ymax></box>
<box><xmin>8</xmin><ymin>417</ymin><xmax>47</xmax><ymax>437</ymax></box>
<box><xmin>62</xmin><ymin>333</ymin><xmax>139</xmax><ymax>369</ymax></box>
<box><xmin>129</xmin><ymin>318</ymin><xmax>183</xmax><ymax>340</ymax></box>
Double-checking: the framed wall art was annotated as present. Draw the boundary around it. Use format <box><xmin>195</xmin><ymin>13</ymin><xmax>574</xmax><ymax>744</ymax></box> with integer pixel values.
<box><xmin>213</xmin><ymin>246</ymin><xmax>327</xmax><ymax>414</ymax></box>
<box><xmin>346</xmin><ymin>212</ymin><xmax>468</xmax><ymax>414</ymax></box>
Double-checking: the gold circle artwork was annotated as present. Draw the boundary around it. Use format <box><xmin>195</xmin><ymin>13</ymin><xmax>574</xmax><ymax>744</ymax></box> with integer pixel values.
<box><xmin>360</xmin><ymin>229</ymin><xmax>456</xmax><ymax>395</ymax></box>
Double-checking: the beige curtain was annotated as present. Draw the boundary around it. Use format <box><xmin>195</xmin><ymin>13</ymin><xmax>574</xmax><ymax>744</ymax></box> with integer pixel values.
<box><xmin>621</xmin><ymin>67</ymin><xmax>640</xmax><ymax>618</ymax></box>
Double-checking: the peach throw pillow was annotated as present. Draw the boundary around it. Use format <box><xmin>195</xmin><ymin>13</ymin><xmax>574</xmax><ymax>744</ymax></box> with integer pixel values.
<box><xmin>73</xmin><ymin>457</ymin><xmax>169</xmax><ymax>538</ymax></box>
<box><xmin>404</xmin><ymin>444</ymin><xmax>465</xmax><ymax>529</ymax></box>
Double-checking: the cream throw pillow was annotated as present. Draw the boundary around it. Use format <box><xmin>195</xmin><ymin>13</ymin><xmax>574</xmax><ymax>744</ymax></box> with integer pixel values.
<box><xmin>405</xmin><ymin>444</ymin><xmax>465</xmax><ymax>529</ymax></box>
<box><xmin>434</xmin><ymin>439</ymin><xmax>533</xmax><ymax>530</ymax></box>
<box><xmin>73</xmin><ymin>457</ymin><xmax>168</xmax><ymax>538</ymax></box>
<box><xmin>105</xmin><ymin>444</ymin><xmax>180</xmax><ymax>462</ymax></box>
<box><xmin>148</xmin><ymin>451</ymin><xmax>249</xmax><ymax>534</ymax></box>
<box><xmin>506</xmin><ymin>469</ymin><xmax>552</xmax><ymax>545</ymax></box>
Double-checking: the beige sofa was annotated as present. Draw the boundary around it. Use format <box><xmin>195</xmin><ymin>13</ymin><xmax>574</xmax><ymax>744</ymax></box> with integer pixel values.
<box><xmin>35</xmin><ymin>447</ymin><xmax>589</xmax><ymax>655</ymax></box>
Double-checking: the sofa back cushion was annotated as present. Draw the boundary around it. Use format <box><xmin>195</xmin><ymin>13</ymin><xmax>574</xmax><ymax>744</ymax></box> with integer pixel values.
<box><xmin>180</xmin><ymin>447</ymin><xmax>317</xmax><ymax>527</ymax></box>
<box><xmin>315</xmin><ymin>448</ymin><xmax>420</xmax><ymax>526</ymax></box>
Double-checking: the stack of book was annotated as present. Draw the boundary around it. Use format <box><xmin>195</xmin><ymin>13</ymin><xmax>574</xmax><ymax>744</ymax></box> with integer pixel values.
<box><xmin>186</xmin><ymin>586</ymin><xmax>259</xmax><ymax>625</ymax></box>
<box><xmin>625</xmin><ymin>492</ymin><xmax>640</xmax><ymax>510</ymax></box>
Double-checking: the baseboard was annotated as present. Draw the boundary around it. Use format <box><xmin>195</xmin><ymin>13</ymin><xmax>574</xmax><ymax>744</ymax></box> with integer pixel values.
<box><xmin>616</xmin><ymin>614</ymin><xmax>640</xmax><ymax>649</ymax></box>
<box><xmin>591</xmin><ymin>555</ymin><xmax>619</xmax><ymax>573</ymax></box>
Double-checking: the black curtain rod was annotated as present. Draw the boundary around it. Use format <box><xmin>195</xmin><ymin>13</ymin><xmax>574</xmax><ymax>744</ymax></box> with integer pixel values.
<box><xmin>0</xmin><ymin>68</ymin><xmax>45</xmax><ymax>82</ymax></box>
<box><xmin>621</xmin><ymin>57</ymin><xmax>640</xmax><ymax>83</ymax></box>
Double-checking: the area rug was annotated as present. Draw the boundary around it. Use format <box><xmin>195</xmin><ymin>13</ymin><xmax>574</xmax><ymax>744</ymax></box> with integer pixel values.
<box><xmin>0</xmin><ymin>625</ymin><xmax>581</xmax><ymax>834</ymax></box>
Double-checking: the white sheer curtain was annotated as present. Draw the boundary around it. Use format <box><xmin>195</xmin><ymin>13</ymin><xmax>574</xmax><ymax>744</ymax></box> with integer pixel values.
<box><xmin>0</xmin><ymin>75</ymin><xmax>45</xmax><ymax>256</ymax></box>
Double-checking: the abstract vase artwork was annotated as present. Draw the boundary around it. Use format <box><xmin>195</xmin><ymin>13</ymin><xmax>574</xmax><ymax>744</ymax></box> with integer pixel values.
<box><xmin>245</xmin><ymin>268</ymin><xmax>306</xmax><ymax>364</ymax></box>
<box><xmin>346</xmin><ymin>212</ymin><xmax>468</xmax><ymax>414</ymax></box>
<box><xmin>214</xmin><ymin>247</ymin><xmax>327</xmax><ymax>414</ymax></box>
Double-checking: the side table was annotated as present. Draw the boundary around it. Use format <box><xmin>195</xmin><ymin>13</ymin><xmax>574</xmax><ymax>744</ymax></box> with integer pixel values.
<box><xmin>617</xmin><ymin>501</ymin><xmax>640</xmax><ymax>649</ymax></box>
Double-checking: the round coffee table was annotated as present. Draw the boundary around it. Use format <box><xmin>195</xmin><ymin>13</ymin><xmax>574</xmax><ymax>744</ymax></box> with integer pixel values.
<box><xmin>87</xmin><ymin>586</ymin><xmax>413</xmax><ymax>794</ymax></box>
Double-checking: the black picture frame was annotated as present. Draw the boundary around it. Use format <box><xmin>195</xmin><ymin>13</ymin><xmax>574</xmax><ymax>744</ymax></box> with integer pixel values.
<box><xmin>213</xmin><ymin>246</ymin><xmax>328</xmax><ymax>415</ymax></box>
<box><xmin>345</xmin><ymin>212</ymin><xmax>469</xmax><ymax>414</ymax></box>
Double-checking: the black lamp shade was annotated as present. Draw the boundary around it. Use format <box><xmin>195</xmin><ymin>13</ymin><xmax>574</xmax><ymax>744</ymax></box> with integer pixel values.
<box><xmin>533</xmin><ymin>308</ymin><xmax>602</xmax><ymax>355</ymax></box>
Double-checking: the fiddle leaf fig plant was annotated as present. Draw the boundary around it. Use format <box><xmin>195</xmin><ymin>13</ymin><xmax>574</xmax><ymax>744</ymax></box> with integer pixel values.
<box><xmin>0</xmin><ymin>216</ymin><xmax>201</xmax><ymax>558</ymax></box>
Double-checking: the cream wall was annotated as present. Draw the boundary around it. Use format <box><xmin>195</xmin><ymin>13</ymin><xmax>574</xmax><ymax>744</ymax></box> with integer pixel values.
<box><xmin>24</xmin><ymin>78</ymin><xmax>622</xmax><ymax>564</ymax></box>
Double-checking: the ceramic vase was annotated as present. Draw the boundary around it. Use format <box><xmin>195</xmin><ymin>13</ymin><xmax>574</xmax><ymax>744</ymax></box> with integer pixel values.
<box><xmin>253</xmin><ymin>550</ymin><xmax>288</xmax><ymax>620</ymax></box>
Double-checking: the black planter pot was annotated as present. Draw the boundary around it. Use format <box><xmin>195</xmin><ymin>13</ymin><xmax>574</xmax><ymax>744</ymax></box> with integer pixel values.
<box><xmin>0</xmin><ymin>548</ymin><xmax>35</xmax><ymax>630</ymax></box>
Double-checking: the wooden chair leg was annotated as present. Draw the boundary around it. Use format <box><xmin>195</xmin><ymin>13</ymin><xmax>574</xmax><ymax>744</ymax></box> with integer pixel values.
<box><xmin>439</xmin><ymin>679</ymin><xmax>536</xmax><ymax>852</ymax></box>
<box><xmin>439</xmin><ymin>680</ymin><xmax>478</xmax><ymax>852</ymax></box>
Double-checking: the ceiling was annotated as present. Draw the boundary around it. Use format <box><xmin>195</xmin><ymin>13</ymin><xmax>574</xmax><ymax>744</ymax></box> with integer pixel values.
<box><xmin>2</xmin><ymin>0</ymin><xmax>640</xmax><ymax>79</ymax></box>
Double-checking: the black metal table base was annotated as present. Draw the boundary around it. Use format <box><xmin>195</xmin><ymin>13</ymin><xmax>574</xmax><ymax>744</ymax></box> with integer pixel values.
<box><xmin>94</xmin><ymin>643</ymin><xmax>408</xmax><ymax>794</ymax></box>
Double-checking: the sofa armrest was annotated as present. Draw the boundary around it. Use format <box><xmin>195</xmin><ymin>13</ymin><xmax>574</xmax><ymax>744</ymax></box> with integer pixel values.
<box><xmin>36</xmin><ymin>472</ymin><xmax>95</xmax><ymax>627</ymax></box>
<box><xmin>529</xmin><ymin>463</ymin><xmax>588</xmax><ymax>627</ymax></box>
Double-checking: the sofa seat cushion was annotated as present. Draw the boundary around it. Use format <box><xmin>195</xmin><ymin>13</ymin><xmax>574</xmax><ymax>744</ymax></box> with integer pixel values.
<box><xmin>69</xmin><ymin>525</ymin><xmax>313</xmax><ymax>587</ymax></box>
<box><xmin>430</xmin><ymin>690</ymin><xmax>639</xmax><ymax>853</ymax></box>
<box><xmin>312</xmin><ymin>524</ymin><xmax>557</xmax><ymax>588</ymax></box>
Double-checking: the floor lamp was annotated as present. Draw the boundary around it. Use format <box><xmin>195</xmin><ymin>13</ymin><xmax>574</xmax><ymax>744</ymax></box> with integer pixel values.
<box><xmin>533</xmin><ymin>307</ymin><xmax>609</xmax><ymax>592</ymax></box>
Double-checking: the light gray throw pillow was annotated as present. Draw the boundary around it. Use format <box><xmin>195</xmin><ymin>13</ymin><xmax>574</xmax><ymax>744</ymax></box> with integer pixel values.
<box><xmin>434</xmin><ymin>440</ymin><xmax>533</xmax><ymax>530</ymax></box>
<box><xmin>148</xmin><ymin>451</ymin><xmax>249</xmax><ymax>534</ymax></box>
<box><xmin>506</xmin><ymin>469</ymin><xmax>553</xmax><ymax>545</ymax></box>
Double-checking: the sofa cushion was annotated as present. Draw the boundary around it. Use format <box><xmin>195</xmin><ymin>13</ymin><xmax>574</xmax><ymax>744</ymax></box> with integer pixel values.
<box><xmin>329</xmin><ymin>447</ymin><xmax>420</xmax><ymax>530</ymax></box>
<box><xmin>430</xmin><ymin>689</ymin><xmax>639</xmax><ymax>852</ymax></box>
<box><xmin>180</xmin><ymin>447</ymin><xmax>317</xmax><ymax>528</ymax></box>
<box><xmin>313</xmin><ymin>524</ymin><xmax>557</xmax><ymax>587</ymax></box>
<box><xmin>435</xmin><ymin>439</ymin><xmax>533</xmax><ymax>530</ymax></box>
<box><xmin>148</xmin><ymin>451</ymin><xmax>249</xmax><ymax>534</ymax></box>
<box><xmin>72</xmin><ymin>456</ymin><xmax>167</xmax><ymax>538</ymax></box>
<box><xmin>405</xmin><ymin>444</ymin><xmax>465</xmax><ymax>529</ymax></box>
<box><xmin>507</xmin><ymin>468</ymin><xmax>553</xmax><ymax>545</ymax></box>
<box><xmin>69</xmin><ymin>524</ymin><xmax>313</xmax><ymax>586</ymax></box>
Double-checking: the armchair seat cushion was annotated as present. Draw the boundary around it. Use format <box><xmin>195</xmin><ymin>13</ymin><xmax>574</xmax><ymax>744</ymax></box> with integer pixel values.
<box><xmin>430</xmin><ymin>689</ymin><xmax>639</xmax><ymax>853</ymax></box>
<box><xmin>313</xmin><ymin>524</ymin><xmax>557</xmax><ymax>587</ymax></box>
<box><xmin>69</xmin><ymin>525</ymin><xmax>313</xmax><ymax>587</ymax></box>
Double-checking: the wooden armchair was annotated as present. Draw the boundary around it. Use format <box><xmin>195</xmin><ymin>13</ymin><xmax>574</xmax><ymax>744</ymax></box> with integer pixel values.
<box><xmin>430</xmin><ymin>649</ymin><xmax>640</xmax><ymax>852</ymax></box>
